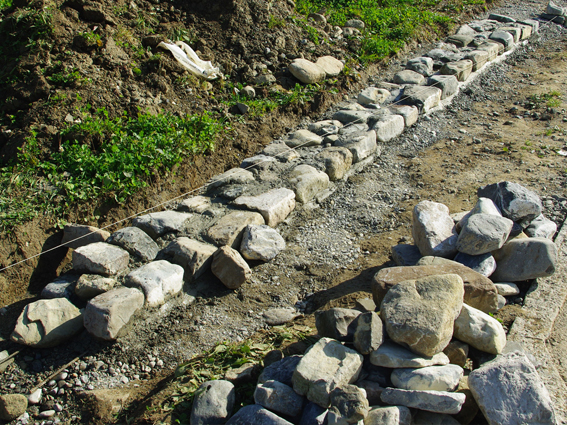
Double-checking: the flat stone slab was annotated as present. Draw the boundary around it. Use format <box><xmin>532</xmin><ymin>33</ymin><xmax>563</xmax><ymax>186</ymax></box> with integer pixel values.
<box><xmin>177</xmin><ymin>195</ymin><xmax>212</xmax><ymax>213</ymax></box>
<box><xmin>75</xmin><ymin>274</ymin><xmax>116</xmax><ymax>300</ymax></box>
<box><xmin>391</xmin><ymin>364</ymin><xmax>464</xmax><ymax>392</ymax></box>
<box><xmin>206</xmin><ymin>210</ymin><xmax>265</xmax><ymax>248</ymax></box>
<box><xmin>289</xmin><ymin>164</ymin><xmax>330</xmax><ymax>203</ymax></box>
<box><xmin>11</xmin><ymin>298</ymin><xmax>83</xmax><ymax>348</ymax></box>
<box><xmin>381</xmin><ymin>388</ymin><xmax>466</xmax><ymax>415</ymax></box>
<box><xmin>132</xmin><ymin>211</ymin><xmax>192</xmax><ymax>239</ymax></box>
<box><xmin>161</xmin><ymin>237</ymin><xmax>217</xmax><ymax>281</ymax></box>
<box><xmin>370</xmin><ymin>340</ymin><xmax>450</xmax><ymax>368</ymax></box>
<box><xmin>125</xmin><ymin>260</ymin><xmax>184</xmax><ymax>307</ymax></box>
<box><xmin>440</xmin><ymin>60</ymin><xmax>473</xmax><ymax>82</ymax></box>
<box><xmin>402</xmin><ymin>85</ymin><xmax>442</xmax><ymax>113</ymax></box>
<box><xmin>234</xmin><ymin>188</ymin><xmax>296</xmax><ymax>227</ymax></box>
<box><xmin>373</xmin><ymin>263</ymin><xmax>499</xmax><ymax>314</ymax></box>
<box><xmin>469</xmin><ymin>351</ymin><xmax>557</xmax><ymax>425</ymax></box>
<box><xmin>107</xmin><ymin>227</ymin><xmax>159</xmax><ymax>261</ymax></box>
<box><xmin>332</xmin><ymin>109</ymin><xmax>373</xmax><ymax>125</ymax></box>
<box><xmin>73</xmin><ymin>242</ymin><xmax>130</xmax><ymax>276</ymax></box>
<box><xmin>393</xmin><ymin>69</ymin><xmax>425</xmax><ymax>85</ymax></box>
<box><xmin>262</xmin><ymin>143</ymin><xmax>300</xmax><ymax>162</ymax></box>
<box><xmin>83</xmin><ymin>287</ymin><xmax>144</xmax><ymax>340</ymax></box>
<box><xmin>427</xmin><ymin>75</ymin><xmax>459</xmax><ymax>100</ymax></box>
<box><xmin>62</xmin><ymin>224</ymin><xmax>110</xmax><ymax>249</ymax></box>
<box><xmin>389</xmin><ymin>105</ymin><xmax>419</xmax><ymax>127</ymax></box>
<box><xmin>285</xmin><ymin>129</ymin><xmax>323</xmax><ymax>148</ymax></box>
<box><xmin>372</xmin><ymin>114</ymin><xmax>405</xmax><ymax>143</ymax></box>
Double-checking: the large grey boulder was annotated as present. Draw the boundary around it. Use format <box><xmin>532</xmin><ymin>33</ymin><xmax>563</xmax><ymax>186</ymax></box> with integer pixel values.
<box><xmin>373</xmin><ymin>263</ymin><xmax>499</xmax><ymax>314</ymax></box>
<box><xmin>446</xmin><ymin>34</ymin><xmax>474</xmax><ymax>47</ymax></box>
<box><xmin>262</xmin><ymin>143</ymin><xmax>300</xmax><ymax>162</ymax></box>
<box><xmin>125</xmin><ymin>260</ymin><xmax>184</xmax><ymax>307</ymax></box>
<box><xmin>353</xmin><ymin>311</ymin><xmax>384</xmax><ymax>355</ymax></box>
<box><xmin>491</xmin><ymin>237</ymin><xmax>557</xmax><ymax>281</ymax></box>
<box><xmin>468</xmin><ymin>351</ymin><xmax>557</xmax><ymax>425</ymax></box>
<box><xmin>370</xmin><ymin>341</ymin><xmax>450</xmax><ymax>369</ymax></box>
<box><xmin>234</xmin><ymin>188</ymin><xmax>296</xmax><ymax>227</ymax></box>
<box><xmin>289</xmin><ymin>59</ymin><xmax>326</xmax><ymax>84</ymax></box>
<box><xmin>285</xmin><ymin>129</ymin><xmax>323</xmax><ymax>148</ymax></box>
<box><xmin>211</xmin><ymin>246</ymin><xmax>251</xmax><ymax>289</ymax></box>
<box><xmin>160</xmin><ymin>237</ymin><xmax>217</xmax><ymax>280</ymax></box>
<box><xmin>292</xmin><ymin>337</ymin><xmax>363</xmax><ymax>408</ymax></box>
<box><xmin>289</xmin><ymin>164</ymin><xmax>330</xmax><ymax>203</ymax></box>
<box><xmin>371</xmin><ymin>114</ymin><xmax>405</xmax><ymax>143</ymax></box>
<box><xmin>381</xmin><ymin>274</ymin><xmax>464</xmax><ymax>357</ymax></box>
<box><xmin>380</xmin><ymin>388</ymin><xmax>466</xmax><ymax>415</ymax></box>
<box><xmin>107</xmin><ymin>227</ymin><xmax>159</xmax><ymax>262</ymax></box>
<box><xmin>390</xmin><ymin>364</ymin><xmax>463</xmax><ymax>392</ymax></box>
<box><xmin>132</xmin><ymin>211</ymin><xmax>192</xmax><ymax>239</ymax></box>
<box><xmin>477</xmin><ymin>182</ymin><xmax>542</xmax><ymax>224</ymax></box>
<box><xmin>406</xmin><ymin>57</ymin><xmax>434</xmax><ymax>76</ymax></box>
<box><xmin>440</xmin><ymin>60</ymin><xmax>473</xmax><ymax>82</ymax></box>
<box><xmin>190</xmin><ymin>380</ymin><xmax>235</xmax><ymax>425</ymax></box>
<box><xmin>358</xmin><ymin>87</ymin><xmax>390</xmax><ymax>106</ymax></box>
<box><xmin>389</xmin><ymin>105</ymin><xmax>419</xmax><ymax>127</ymax></box>
<box><xmin>453</xmin><ymin>252</ymin><xmax>497</xmax><ymax>277</ymax></box>
<box><xmin>393</xmin><ymin>70</ymin><xmax>425</xmax><ymax>85</ymax></box>
<box><xmin>206</xmin><ymin>210</ymin><xmax>265</xmax><ymax>248</ymax></box>
<box><xmin>11</xmin><ymin>298</ymin><xmax>83</xmax><ymax>348</ymax></box>
<box><xmin>316</xmin><ymin>147</ymin><xmax>353</xmax><ymax>181</ymax></box>
<box><xmin>206</xmin><ymin>168</ymin><xmax>254</xmax><ymax>191</ymax></box>
<box><xmin>258</xmin><ymin>355</ymin><xmax>302</xmax><ymax>387</ymax></box>
<box><xmin>453</xmin><ymin>304</ymin><xmax>507</xmax><ymax>355</ymax></box>
<box><xmin>315</xmin><ymin>308</ymin><xmax>361</xmax><ymax>342</ymax></box>
<box><xmin>73</xmin><ymin>242</ymin><xmax>130</xmax><ymax>276</ymax></box>
<box><xmin>240</xmin><ymin>224</ymin><xmax>286</xmax><ymax>261</ymax></box>
<box><xmin>225</xmin><ymin>404</ymin><xmax>293</xmax><ymax>425</ymax></box>
<box><xmin>456</xmin><ymin>197</ymin><xmax>502</xmax><ymax>232</ymax></box>
<box><xmin>41</xmin><ymin>275</ymin><xmax>78</xmax><ymax>299</ymax></box>
<box><xmin>332</xmin><ymin>110</ymin><xmax>373</xmax><ymax>125</ymax></box>
<box><xmin>464</xmin><ymin>50</ymin><xmax>489</xmax><ymax>71</ymax></box>
<box><xmin>412</xmin><ymin>201</ymin><xmax>458</xmax><ymax>258</ymax></box>
<box><xmin>334</xmin><ymin>130</ymin><xmax>377</xmax><ymax>163</ymax></box>
<box><xmin>364</xmin><ymin>406</ymin><xmax>411</xmax><ymax>425</ymax></box>
<box><xmin>456</xmin><ymin>214</ymin><xmax>513</xmax><ymax>255</ymax></box>
<box><xmin>427</xmin><ymin>75</ymin><xmax>459</xmax><ymax>100</ymax></box>
<box><xmin>525</xmin><ymin>214</ymin><xmax>557</xmax><ymax>239</ymax></box>
<box><xmin>61</xmin><ymin>224</ymin><xmax>110</xmax><ymax>249</ymax></box>
<box><xmin>402</xmin><ymin>85</ymin><xmax>442</xmax><ymax>113</ymax></box>
<box><xmin>327</xmin><ymin>385</ymin><xmax>369</xmax><ymax>424</ymax></box>
<box><xmin>476</xmin><ymin>42</ymin><xmax>501</xmax><ymax>61</ymax></box>
<box><xmin>75</xmin><ymin>274</ymin><xmax>116</xmax><ymax>300</ymax></box>
<box><xmin>254</xmin><ymin>380</ymin><xmax>304</xmax><ymax>419</ymax></box>
<box><xmin>83</xmin><ymin>287</ymin><xmax>145</xmax><ymax>340</ymax></box>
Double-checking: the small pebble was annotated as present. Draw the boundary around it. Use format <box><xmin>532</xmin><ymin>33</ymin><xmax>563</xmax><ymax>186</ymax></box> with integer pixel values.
<box><xmin>39</xmin><ymin>410</ymin><xmax>56</xmax><ymax>418</ymax></box>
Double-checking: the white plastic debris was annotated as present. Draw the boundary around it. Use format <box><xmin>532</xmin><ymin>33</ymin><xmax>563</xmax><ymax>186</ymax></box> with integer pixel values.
<box><xmin>158</xmin><ymin>41</ymin><xmax>221</xmax><ymax>80</ymax></box>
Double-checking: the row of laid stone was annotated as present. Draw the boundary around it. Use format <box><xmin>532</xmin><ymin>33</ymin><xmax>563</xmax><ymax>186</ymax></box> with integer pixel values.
<box><xmin>185</xmin><ymin>295</ymin><xmax>556</xmax><ymax>425</ymax></box>
<box><xmin>393</xmin><ymin>181</ymin><xmax>557</xmax><ymax>291</ymax></box>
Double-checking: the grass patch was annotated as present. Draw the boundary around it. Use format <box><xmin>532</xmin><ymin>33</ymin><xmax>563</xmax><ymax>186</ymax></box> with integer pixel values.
<box><xmin>527</xmin><ymin>90</ymin><xmax>562</xmax><ymax>109</ymax></box>
<box><xmin>295</xmin><ymin>0</ymin><xmax>475</xmax><ymax>63</ymax></box>
<box><xmin>0</xmin><ymin>110</ymin><xmax>227</xmax><ymax>230</ymax></box>
<box><xmin>225</xmin><ymin>83</ymin><xmax>326</xmax><ymax>117</ymax></box>
<box><xmin>158</xmin><ymin>325</ymin><xmax>315</xmax><ymax>424</ymax></box>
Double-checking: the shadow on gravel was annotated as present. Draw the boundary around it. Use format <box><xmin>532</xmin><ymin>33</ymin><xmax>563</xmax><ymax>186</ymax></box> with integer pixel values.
<box><xmin>305</xmin><ymin>261</ymin><xmax>391</xmax><ymax>313</ymax></box>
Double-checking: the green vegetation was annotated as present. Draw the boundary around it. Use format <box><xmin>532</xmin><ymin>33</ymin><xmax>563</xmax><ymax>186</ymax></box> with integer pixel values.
<box><xmin>0</xmin><ymin>0</ymin><xmax>12</xmax><ymax>10</ymax></box>
<box><xmin>268</xmin><ymin>15</ymin><xmax>287</xmax><ymax>29</ymax></box>
<box><xmin>295</xmin><ymin>0</ymin><xmax>472</xmax><ymax>63</ymax></box>
<box><xmin>527</xmin><ymin>90</ymin><xmax>562</xmax><ymax>109</ymax></box>
<box><xmin>44</xmin><ymin>62</ymin><xmax>90</xmax><ymax>87</ymax></box>
<box><xmin>158</xmin><ymin>326</ymin><xmax>315</xmax><ymax>424</ymax></box>
<box><xmin>0</xmin><ymin>110</ymin><xmax>226</xmax><ymax>230</ymax></box>
<box><xmin>226</xmin><ymin>83</ymin><xmax>323</xmax><ymax>117</ymax></box>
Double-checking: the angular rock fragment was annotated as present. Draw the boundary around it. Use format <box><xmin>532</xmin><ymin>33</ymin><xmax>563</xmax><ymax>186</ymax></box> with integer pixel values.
<box><xmin>84</xmin><ymin>287</ymin><xmax>144</xmax><ymax>340</ymax></box>
<box><xmin>255</xmin><ymin>380</ymin><xmax>304</xmax><ymax>419</ymax></box>
<box><xmin>453</xmin><ymin>252</ymin><xmax>497</xmax><ymax>277</ymax></box>
<box><xmin>190</xmin><ymin>380</ymin><xmax>235</xmax><ymax>425</ymax></box>
<box><xmin>206</xmin><ymin>210</ymin><xmax>265</xmax><ymax>248</ymax></box>
<box><xmin>393</xmin><ymin>70</ymin><xmax>425</xmax><ymax>85</ymax></box>
<box><xmin>212</xmin><ymin>246</ymin><xmax>251</xmax><ymax>289</ymax></box>
<box><xmin>240</xmin><ymin>224</ymin><xmax>286</xmax><ymax>261</ymax></box>
<box><xmin>380</xmin><ymin>388</ymin><xmax>466</xmax><ymax>415</ymax></box>
<box><xmin>371</xmin><ymin>113</ymin><xmax>405</xmax><ymax>143</ymax></box>
<box><xmin>390</xmin><ymin>364</ymin><xmax>463</xmax><ymax>392</ymax></box>
<box><xmin>132</xmin><ymin>211</ymin><xmax>192</xmax><ymax>239</ymax></box>
<box><xmin>427</xmin><ymin>75</ymin><xmax>459</xmax><ymax>100</ymax></box>
<box><xmin>234</xmin><ymin>188</ymin><xmax>296</xmax><ymax>227</ymax></box>
<box><xmin>525</xmin><ymin>214</ymin><xmax>557</xmax><ymax>239</ymax></box>
<box><xmin>477</xmin><ymin>181</ymin><xmax>542</xmax><ymax>224</ymax></box>
<box><xmin>440</xmin><ymin>60</ymin><xmax>473</xmax><ymax>82</ymax></box>
<box><xmin>62</xmin><ymin>224</ymin><xmax>110</xmax><ymax>249</ymax></box>
<box><xmin>353</xmin><ymin>311</ymin><xmax>384</xmax><ymax>355</ymax></box>
<box><xmin>316</xmin><ymin>147</ymin><xmax>353</xmax><ymax>181</ymax></box>
<box><xmin>315</xmin><ymin>308</ymin><xmax>361</xmax><ymax>342</ymax></box>
<box><xmin>125</xmin><ymin>260</ymin><xmax>184</xmax><ymax>307</ymax></box>
<box><xmin>406</xmin><ymin>57</ymin><xmax>434</xmax><ymax>76</ymax></box>
<box><xmin>75</xmin><ymin>274</ymin><xmax>116</xmax><ymax>300</ymax></box>
<box><xmin>292</xmin><ymin>338</ymin><xmax>363</xmax><ymax>407</ymax></box>
<box><xmin>468</xmin><ymin>351</ymin><xmax>557</xmax><ymax>425</ymax></box>
<box><xmin>491</xmin><ymin>237</ymin><xmax>557</xmax><ymax>281</ymax></box>
<box><xmin>364</xmin><ymin>406</ymin><xmax>411</xmax><ymax>425</ymax></box>
<box><xmin>327</xmin><ymin>385</ymin><xmax>369</xmax><ymax>424</ymax></box>
<box><xmin>453</xmin><ymin>304</ymin><xmax>506</xmax><ymax>355</ymax></box>
<box><xmin>456</xmin><ymin>214</ymin><xmax>513</xmax><ymax>255</ymax></box>
<box><xmin>370</xmin><ymin>341</ymin><xmax>450</xmax><ymax>368</ymax></box>
<box><xmin>11</xmin><ymin>298</ymin><xmax>83</xmax><ymax>348</ymax></box>
<box><xmin>391</xmin><ymin>244</ymin><xmax>422</xmax><ymax>266</ymax></box>
<box><xmin>285</xmin><ymin>129</ymin><xmax>323</xmax><ymax>148</ymax></box>
<box><xmin>412</xmin><ymin>201</ymin><xmax>458</xmax><ymax>258</ymax></box>
<box><xmin>289</xmin><ymin>164</ymin><xmax>330</xmax><ymax>203</ymax></box>
<box><xmin>206</xmin><ymin>168</ymin><xmax>255</xmax><ymax>191</ymax></box>
<box><xmin>177</xmin><ymin>195</ymin><xmax>212</xmax><ymax>213</ymax></box>
<box><xmin>358</xmin><ymin>87</ymin><xmax>390</xmax><ymax>105</ymax></box>
<box><xmin>389</xmin><ymin>105</ymin><xmax>419</xmax><ymax>127</ymax></box>
<box><xmin>226</xmin><ymin>404</ymin><xmax>293</xmax><ymax>425</ymax></box>
<box><xmin>107</xmin><ymin>227</ymin><xmax>159</xmax><ymax>261</ymax></box>
<box><xmin>402</xmin><ymin>85</ymin><xmax>442</xmax><ymax>113</ymax></box>
<box><xmin>160</xmin><ymin>237</ymin><xmax>217</xmax><ymax>280</ymax></box>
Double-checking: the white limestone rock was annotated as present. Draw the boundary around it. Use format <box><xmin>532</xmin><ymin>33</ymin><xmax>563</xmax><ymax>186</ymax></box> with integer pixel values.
<box><xmin>125</xmin><ymin>260</ymin><xmax>184</xmax><ymax>307</ymax></box>
<box><xmin>132</xmin><ymin>211</ymin><xmax>192</xmax><ymax>239</ymax></box>
<box><xmin>412</xmin><ymin>201</ymin><xmax>458</xmax><ymax>258</ymax></box>
<box><xmin>212</xmin><ymin>246</ymin><xmax>251</xmax><ymax>289</ymax></box>
<box><xmin>370</xmin><ymin>341</ymin><xmax>450</xmax><ymax>369</ymax></box>
<box><xmin>73</xmin><ymin>242</ymin><xmax>130</xmax><ymax>276</ymax></box>
<box><xmin>240</xmin><ymin>224</ymin><xmax>286</xmax><ymax>261</ymax></box>
<box><xmin>289</xmin><ymin>59</ymin><xmax>326</xmax><ymax>84</ymax></box>
<box><xmin>160</xmin><ymin>237</ymin><xmax>217</xmax><ymax>280</ymax></box>
<box><xmin>453</xmin><ymin>304</ymin><xmax>507</xmax><ymax>355</ymax></box>
<box><xmin>391</xmin><ymin>364</ymin><xmax>464</xmax><ymax>392</ymax></box>
<box><xmin>206</xmin><ymin>210</ymin><xmax>265</xmax><ymax>248</ymax></box>
<box><xmin>289</xmin><ymin>164</ymin><xmax>330</xmax><ymax>203</ymax></box>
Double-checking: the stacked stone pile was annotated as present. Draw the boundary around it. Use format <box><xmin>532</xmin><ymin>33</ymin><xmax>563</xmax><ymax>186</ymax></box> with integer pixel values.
<box><xmin>183</xmin><ymin>181</ymin><xmax>559</xmax><ymax>425</ymax></box>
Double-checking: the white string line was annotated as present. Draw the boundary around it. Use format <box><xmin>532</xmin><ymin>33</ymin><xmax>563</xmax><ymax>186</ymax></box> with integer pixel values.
<box><xmin>0</xmin><ymin>19</ymin><xmax>547</xmax><ymax>273</ymax></box>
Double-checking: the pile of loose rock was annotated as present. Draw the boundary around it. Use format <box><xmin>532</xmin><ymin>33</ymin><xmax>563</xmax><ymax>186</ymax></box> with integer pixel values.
<box><xmin>183</xmin><ymin>181</ymin><xmax>558</xmax><ymax>425</ymax></box>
